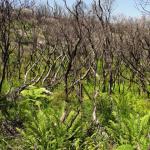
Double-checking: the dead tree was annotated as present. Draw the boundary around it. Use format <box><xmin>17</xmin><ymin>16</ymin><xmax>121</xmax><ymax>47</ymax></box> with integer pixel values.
<box><xmin>0</xmin><ymin>0</ymin><xmax>13</xmax><ymax>93</ymax></box>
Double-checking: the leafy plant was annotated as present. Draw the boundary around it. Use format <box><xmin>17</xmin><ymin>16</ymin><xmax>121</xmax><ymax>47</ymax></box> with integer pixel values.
<box><xmin>116</xmin><ymin>144</ymin><xmax>134</xmax><ymax>150</ymax></box>
<box><xmin>107</xmin><ymin>112</ymin><xmax>150</xmax><ymax>149</ymax></box>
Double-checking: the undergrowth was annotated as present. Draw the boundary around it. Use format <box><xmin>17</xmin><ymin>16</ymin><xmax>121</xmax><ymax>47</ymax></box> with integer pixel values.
<box><xmin>0</xmin><ymin>85</ymin><xmax>149</xmax><ymax>149</ymax></box>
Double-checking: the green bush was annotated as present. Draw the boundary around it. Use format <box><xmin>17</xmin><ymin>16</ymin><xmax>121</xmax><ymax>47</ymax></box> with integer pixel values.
<box><xmin>107</xmin><ymin>112</ymin><xmax>150</xmax><ymax>149</ymax></box>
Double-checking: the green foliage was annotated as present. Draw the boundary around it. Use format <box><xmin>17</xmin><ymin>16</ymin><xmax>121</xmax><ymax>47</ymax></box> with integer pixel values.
<box><xmin>96</xmin><ymin>93</ymin><xmax>114</xmax><ymax>125</ymax></box>
<box><xmin>18</xmin><ymin>109</ymin><xmax>83</xmax><ymax>149</ymax></box>
<box><xmin>0</xmin><ymin>2</ymin><xmax>150</xmax><ymax>149</ymax></box>
<box><xmin>19</xmin><ymin>86</ymin><xmax>51</xmax><ymax>114</ymax></box>
<box><xmin>0</xmin><ymin>80</ymin><xmax>11</xmax><ymax>95</ymax></box>
<box><xmin>21</xmin><ymin>85</ymin><xmax>51</xmax><ymax>100</ymax></box>
<box><xmin>0</xmin><ymin>85</ymin><xmax>149</xmax><ymax>149</ymax></box>
<box><xmin>116</xmin><ymin>144</ymin><xmax>134</xmax><ymax>150</ymax></box>
<box><xmin>107</xmin><ymin>111</ymin><xmax>150</xmax><ymax>149</ymax></box>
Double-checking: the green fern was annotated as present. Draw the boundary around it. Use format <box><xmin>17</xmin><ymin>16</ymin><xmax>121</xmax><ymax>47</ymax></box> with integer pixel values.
<box><xmin>107</xmin><ymin>113</ymin><xmax>150</xmax><ymax>149</ymax></box>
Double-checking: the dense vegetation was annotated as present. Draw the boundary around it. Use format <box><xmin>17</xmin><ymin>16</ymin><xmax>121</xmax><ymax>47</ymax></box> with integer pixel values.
<box><xmin>0</xmin><ymin>0</ymin><xmax>150</xmax><ymax>149</ymax></box>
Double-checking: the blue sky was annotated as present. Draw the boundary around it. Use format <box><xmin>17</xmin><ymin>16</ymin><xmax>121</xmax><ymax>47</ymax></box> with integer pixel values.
<box><xmin>38</xmin><ymin>0</ymin><xmax>142</xmax><ymax>18</ymax></box>
<box><xmin>114</xmin><ymin>0</ymin><xmax>141</xmax><ymax>17</ymax></box>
